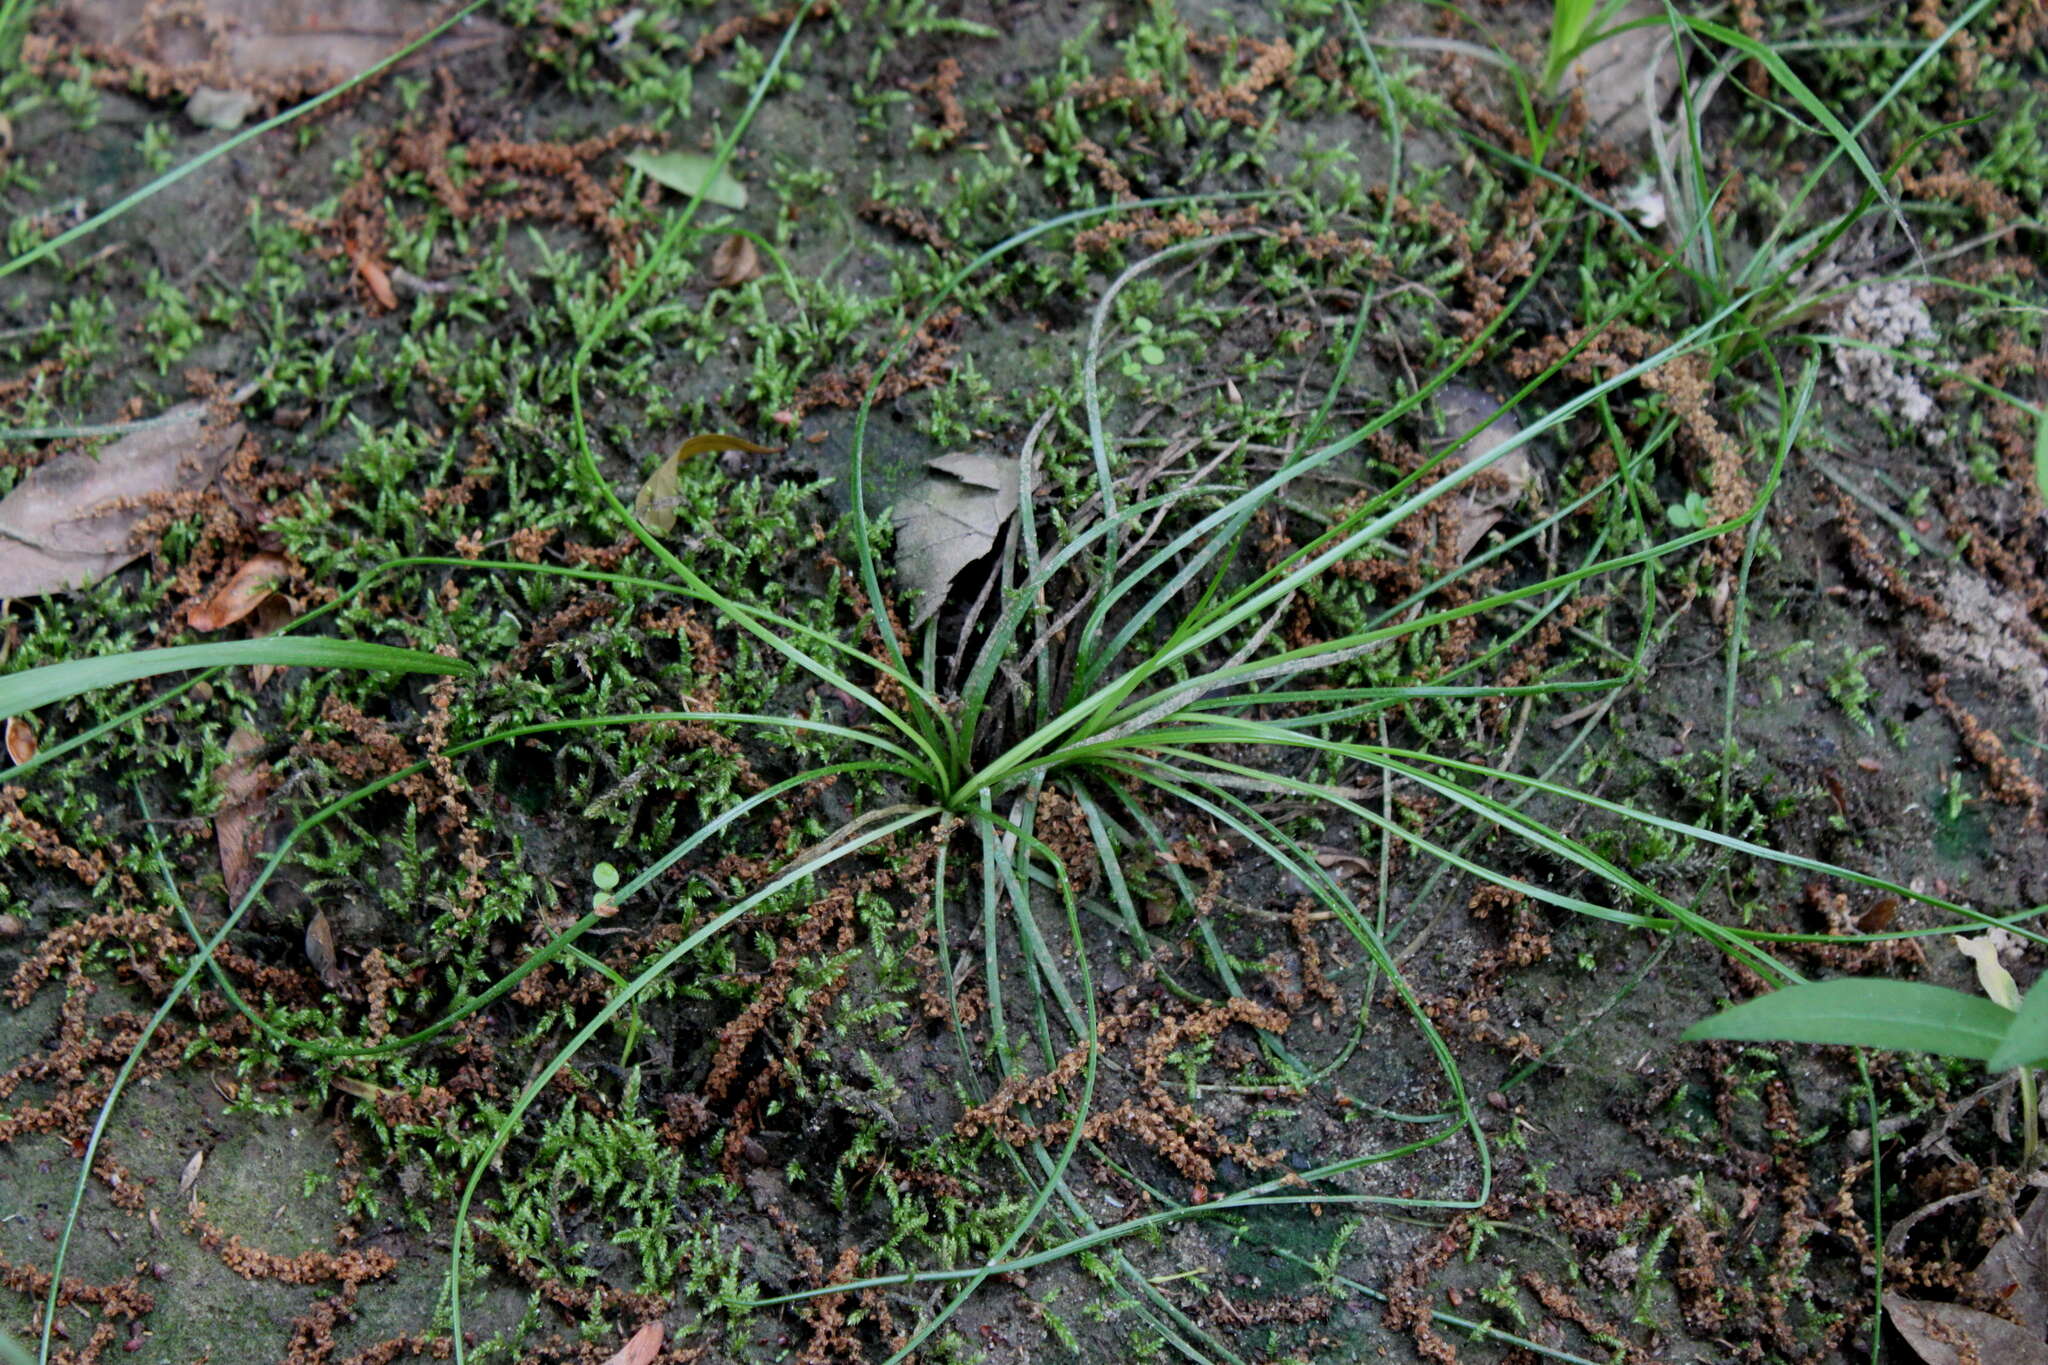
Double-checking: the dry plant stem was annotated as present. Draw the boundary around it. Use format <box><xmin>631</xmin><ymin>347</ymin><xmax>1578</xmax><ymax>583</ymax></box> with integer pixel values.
<box><xmin>2024</xmin><ymin>1066</ymin><xmax>2040</xmax><ymax>1170</ymax></box>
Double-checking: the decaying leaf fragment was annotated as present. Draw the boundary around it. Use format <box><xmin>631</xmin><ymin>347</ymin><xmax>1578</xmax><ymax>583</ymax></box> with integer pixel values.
<box><xmin>1956</xmin><ymin>929</ymin><xmax>2023</xmax><ymax>1009</ymax></box>
<box><xmin>46</xmin><ymin>1</ymin><xmax>505</xmax><ymax>108</ymax></box>
<box><xmin>187</xmin><ymin>554</ymin><xmax>291</xmax><ymax>632</ymax></box>
<box><xmin>247</xmin><ymin>594</ymin><xmax>297</xmax><ymax>691</ymax></box>
<box><xmin>185</xmin><ymin>86</ymin><xmax>257</xmax><ymax>130</ymax></box>
<box><xmin>600</xmin><ymin>1321</ymin><xmax>663</xmax><ymax>1365</ymax></box>
<box><xmin>633</xmin><ymin>433</ymin><xmax>781</xmax><ymax>536</ymax></box>
<box><xmin>330</xmin><ymin>1075</ymin><xmax>396</xmax><ymax>1103</ymax></box>
<box><xmin>1432</xmin><ymin>384</ymin><xmax>1533</xmax><ymax>562</ymax></box>
<box><xmin>1886</xmin><ymin>1292</ymin><xmax>2048</xmax><ymax>1365</ymax></box>
<box><xmin>2</xmin><ymin>715</ymin><xmax>34</xmax><ymax>766</ymax></box>
<box><xmin>178</xmin><ymin>1148</ymin><xmax>205</xmax><ymax>1197</ymax></box>
<box><xmin>1973</xmin><ymin>1191</ymin><xmax>2048</xmax><ymax>1336</ymax></box>
<box><xmin>708</xmin><ymin>234</ymin><xmax>762</xmax><ymax>288</ymax></box>
<box><xmin>893</xmin><ymin>452</ymin><xmax>1021</xmax><ymax>626</ymax></box>
<box><xmin>1556</xmin><ymin>0</ymin><xmax>1677</xmax><ymax>144</ymax></box>
<box><xmin>0</xmin><ymin>405</ymin><xmax>244</xmax><ymax>598</ymax></box>
<box><xmin>305</xmin><ymin>910</ymin><xmax>341</xmax><ymax>987</ymax></box>
<box><xmin>213</xmin><ymin>727</ymin><xmax>272</xmax><ymax>905</ymax></box>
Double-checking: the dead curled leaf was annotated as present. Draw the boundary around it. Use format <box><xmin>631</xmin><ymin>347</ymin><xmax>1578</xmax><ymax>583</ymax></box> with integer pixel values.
<box><xmin>633</xmin><ymin>433</ymin><xmax>782</xmax><ymax>536</ymax></box>
<box><xmin>2</xmin><ymin>716</ymin><xmax>34</xmax><ymax>766</ymax></box>
<box><xmin>708</xmin><ymin>233</ymin><xmax>762</xmax><ymax>288</ymax></box>
<box><xmin>356</xmin><ymin>253</ymin><xmax>398</xmax><ymax>311</ymax></box>
<box><xmin>187</xmin><ymin>554</ymin><xmax>290</xmax><ymax>632</ymax></box>
<box><xmin>330</xmin><ymin>1075</ymin><xmax>396</xmax><ymax>1103</ymax></box>
<box><xmin>247</xmin><ymin>594</ymin><xmax>296</xmax><ymax>690</ymax></box>
<box><xmin>185</xmin><ymin>85</ymin><xmax>257</xmax><ymax>130</ymax></box>
<box><xmin>1885</xmin><ymin>1292</ymin><xmax>2048</xmax><ymax>1365</ymax></box>
<box><xmin>305</xmin><ymin>910</ymin><xmax>340</xmax><ymax>987</ymax></box>
<box><xmin>892</xmin><ymin>452</ymin><xmax>1021</xmax><ymax>626</ymax></box>
<box><xmin>0</xmin><ymin>405</ymin><xmax>244</xmax><ymax>598</ymax></box>
<box><xmin>1973</xmin><ymin>1190</ymin><xmax>2048</xmax><ymax>1336</ymax></box>
<box><xmin>213</xmin><ymin>727</ymin><xmax>272</xmax><ymax>906</ymax></box>
<box><xmin>1432</xmin><ymin>383</ymin><xmax>1534</xmax><ymax>562</ymax></box>
<box><xmin>600</xmin><ymin>1321</ymin><xmax>663</xmax><ymax>1365</ymax></box>
<box><xmin>177</xmin><ymin>1148</ymin><xmax>205</xmax><ymax>1197</ymax></box>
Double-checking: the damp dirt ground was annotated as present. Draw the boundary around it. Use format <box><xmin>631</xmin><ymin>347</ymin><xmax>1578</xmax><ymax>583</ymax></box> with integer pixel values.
<box><xmin>1</xmin><ymin>3</ymin><xmax>2045</xmax><ymax>1364</ymax></box>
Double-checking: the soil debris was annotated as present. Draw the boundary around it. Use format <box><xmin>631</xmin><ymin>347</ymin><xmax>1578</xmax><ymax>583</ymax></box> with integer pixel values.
<box><xmin>0</xmin><ymin>405</ymin><xmax>244</xmax><ymax>598</ymax></box>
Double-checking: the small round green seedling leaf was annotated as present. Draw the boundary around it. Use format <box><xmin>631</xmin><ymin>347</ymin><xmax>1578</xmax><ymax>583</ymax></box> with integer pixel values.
<box><xmin>1682</xmin><ymin>978</ymin><xmax>2014</xmax><ymax>1062</ymax></box>
<box><xmin>1138</xmin><ymin>343</ymin><xmax>1167</xmax><ymax>367</ymax></box>
<box><xmin>592</xmin><ymin>862</ymin><xmax>620</xmax><ymax>892</ymax></box>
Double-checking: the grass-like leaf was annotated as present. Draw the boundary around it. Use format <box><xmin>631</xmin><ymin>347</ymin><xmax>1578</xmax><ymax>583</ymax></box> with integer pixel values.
<box><xmin>1991</xmin><ymin>973</ymin><xmax>2048</xmax><ymax>1072</ymax></box>
<box><xmin>0</xmin><ymin>639</ymin><xmax>472</xmax><ymax>718</ymax></box>
<box><xmin>1682</xmin><ymin>979</ymin><xmax>2015</xmax><ymax>1062</ymax></box>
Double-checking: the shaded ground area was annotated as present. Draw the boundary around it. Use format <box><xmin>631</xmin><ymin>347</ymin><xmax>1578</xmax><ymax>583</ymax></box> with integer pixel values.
<box><xmin>1</xmin><ymin>2</ymin><xmax>2045</xmax><ymax>1363</ymax></box>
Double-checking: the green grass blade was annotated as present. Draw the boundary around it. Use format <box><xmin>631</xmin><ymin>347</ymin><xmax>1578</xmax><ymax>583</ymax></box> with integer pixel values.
<box><xmin>445</xmin><ymin>805</ymin><xmax>940</xmax><ymax>1364</ymax></box>
<box><xmin>1681</xmin><ymin>17</ymin><xmax>1905</xmax><ymax>245</ymax></box>
<box><xmin>1990</xmin><ymin>973</ymin><xmax>2048</xmax><ymax>1071</ymax></box>
<box><xmin>0</xmin><ymin>639</ymin><xmax>470</xmax><ymax>718</ymax></box>
<box><xmin>1683</xmin><ymin>979</ymin><xmax>2012</xmax><ymax>1061</ymax></box>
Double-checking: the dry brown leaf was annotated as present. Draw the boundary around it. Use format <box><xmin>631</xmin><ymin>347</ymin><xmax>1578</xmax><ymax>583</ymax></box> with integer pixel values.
<box><xmin>894</xmin><ymin>452</ymin><xmax>1020</xmax><ymax>626</ymax></box>
<box><xmin>634</xmin><ymin>433</ymin><xmax>781</xmax><ymax>536</ymax></box>
<box><xmin>188</xmin><ymin>553</ymin><xmax>290</xmax><ymax>632</ymax></box>
<box><xmin>0</xmin><ymin>405</ymin><xmax>244</xmax><ymax>598</ymax></box>
<box><xmin>1313</xmin><ymin>847</ymin><xmax>1372</xmax><ymax>878</ymax></box>
<box><xmin>1974</xmin><ymin>1191</ymin><xmax>2048</xmax><ymax>1336</ymax></box>
<box><xmin>213</xmin><ymin>727</ymin><xmax>271</xmax><ymax>905</ymax></box>
<box><xmin>1432</xmin><ymin>384</ymin><xmax>1534</xmax><ymax>562</ymax></box>
<box><xmin>601</xmin><ymin>1322</ymin><xmax>663</xmax><ymax>1365</ymax></box>
<box><xmin>305</xmin><ymin>910</ymin><xmax>340</xmax><ymax>987</ymax></box>
<box><xmin>708</xmin><ymin>234</ymin><xmax>762</xmax><ymax>288</ymax></box>
<box><xmin>330</xmin><ymin>1075</ymin><xmax>396</xmax><ymax>1103</ymax></box>
<box><xmin>356</xmin><ymin>252</ymin><xmax>398</xmax><ymax>311</ymax></box>
<box><xmin>177</xmin><ymin>1148</ymin><xmax>205</xmax><ymax>1197</ymax></box>
<box><xmin>1559</xmin><ymin>0</ymin><xmax>1678</xmax><ymax>144</ymax></box>
<box><xmin>1885</xmin><ymin>1292</ymin><xmax>2048</xmax><ymax>1365</ymax></box>
<box><xmin>185</xmin><ymin>86</ymin><xmax>257</xmax><ymax>130</ymax></box>
<box><xmin>48</xmin><ymin>1</ymin><xmax>505</xmax><ymax>105</ymax></box>
<box><xmin>247</xmin><ymin>594</ymin><xmax>297</xmax><ymax>690</ymax></box>
<box><xmin>2</xmin><ymin>715</ymin><xmax>35</xmax><ymax>766</ymax></box>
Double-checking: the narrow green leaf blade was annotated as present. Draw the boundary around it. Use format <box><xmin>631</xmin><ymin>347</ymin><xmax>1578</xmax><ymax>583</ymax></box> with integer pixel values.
<box><xmin>2033</xmin><ymin>404</ymin><xmax>2048</xmax><ymax>503</ymax></box>
<box><xmin>0</xmin><ymin>640</ymin><xmax>472</xmax><ymax>718</ymax></box>
<box><xmin>1684</xmin><ymin>18</ymin><xmax>1903</xmax><ymax>239</ymax></box>
<box><xmin>1991</xmin><ymin>971</ymin><xmax>2048</xmax><ymax>1071</ymax></box>
<box><xmin>1682</xmin><ymin>978</ymin><xmax>2013</xmax><ymax>1062</ymax></box>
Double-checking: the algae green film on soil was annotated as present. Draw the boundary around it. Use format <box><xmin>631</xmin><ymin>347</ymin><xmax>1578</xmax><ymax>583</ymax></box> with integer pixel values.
<box><xmin>1</xmin><ymin>1</ymin><xmax>2045</xmax><ymax>1362</ymax></box>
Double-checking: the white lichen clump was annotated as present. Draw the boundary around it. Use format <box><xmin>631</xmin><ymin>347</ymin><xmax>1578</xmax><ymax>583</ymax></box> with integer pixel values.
<box><xmin>1830</xmin><ymin>281</ymin><xmax>1938</xmax><ymax>430</ymax></box>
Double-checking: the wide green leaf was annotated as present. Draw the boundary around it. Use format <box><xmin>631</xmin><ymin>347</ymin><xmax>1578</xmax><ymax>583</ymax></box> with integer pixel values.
<box><xmin>1991</xmin><ymin>972</ymin><xmax>2048</xmax><ymax>1071</ymax></box>
<box><xmin>1682</xmin><ymin>978</ymin><xmax>2014</xmax><ymax>1062</ymax></box>
<box><xmin>0</xmin><ymin>640</ymin><xmax>472</xmax><ymax>718</ymax></box>
<box><xmin>624</xmin><ymin>151</ymin><xmax>747</xmax><ymax>210</ymax></box>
